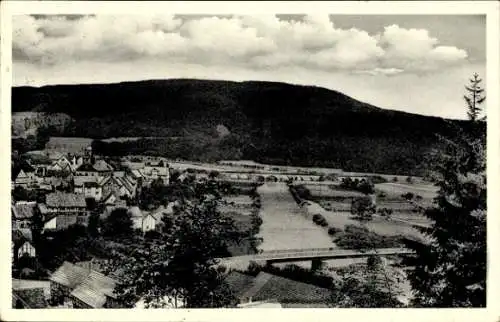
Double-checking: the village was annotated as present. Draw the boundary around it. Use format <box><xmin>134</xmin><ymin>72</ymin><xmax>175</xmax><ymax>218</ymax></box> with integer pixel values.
<box><xmin>11</xmin><ymin>135</ymin><xmax>439</xmax><ymax>309</ymax></box>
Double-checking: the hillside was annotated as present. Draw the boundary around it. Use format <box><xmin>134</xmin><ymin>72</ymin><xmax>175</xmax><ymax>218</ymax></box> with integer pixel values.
<box><xmin>11</xmin><ymin>79</ymin><xmax>475</xmax><ymax>175</ymax></box>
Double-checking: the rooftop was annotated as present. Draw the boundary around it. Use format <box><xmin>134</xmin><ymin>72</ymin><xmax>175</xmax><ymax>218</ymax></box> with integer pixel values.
<box><xmin>12</xmin><ymin>201</ymin><xmax>37</xmax><ymax>219</ymax></box>
<box><xmin>50</xmin><ymin>261</ymin><xmax>118</xmax><ymax>308</ymax></box>
<box><xmin>70</xmin><ymin>270</ymin><xmax>117</xmax><ymax>308</ymax></box>
<box><xmin>224</xmin><ymin>271</ymin><xmax>332</xmax><ymax>305</ymax></box>
<box><xmin>49</xmin><ymin>261</ymin><xmax>90</xmax><ymax>289</ymax></box>
<box><xmin>93</xmin><ymin>160</ymin><xmax>114</xmax><ymax>172</ymax></box>
<box><xmin>46</xmin><ymin>192</ymin><xmax>87</xmax><ymax>208</ymax></box>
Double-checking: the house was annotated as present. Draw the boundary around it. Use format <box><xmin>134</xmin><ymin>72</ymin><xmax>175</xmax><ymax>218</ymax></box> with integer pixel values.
<box><xmin>128</xmin><ymin>206</ymin><xmax>162</xmax><ymax>233</ymax></box>
<box><xmin>142</xmin><ymin>212</ymin><xmax>157</xmax><ymax>232</ymax></box>
<box><xmin>138</xmin><ymin>165</ymin><xmax>170</xmax><ymax>185</ymax></box>
<box><xmin>49</xmin><ymin>261</ymin><xmax>120</xmax><ymax>308</ymax></box>
<box><xmin>100</xmin><ymin>175</ymin><xmax>137</xmax><ymax>199</ymax></box>
<box><xmin>83</xmin><ymin>182</ymin><xmax>103</xmax><ymax>201</ymax></box>
<box><xmin>128</xmin><ymin>206</ymin><xmax>144</xmax><ymax>231</ymax></box>
<box><xmin>39</xmin><ymin>192</ymin><xmax>88</xmax><ymax>230</ymax></box>
<box><xmin>14</xmin><ymin>163</ymin><xmax>37</xmax><ymax>188</ymax></box>
<box><xmin>69</xmin><ymin>154</ymin><xmax>84</xmax><ymax>171</ymax></box>
<box><xmin>70</xmin><ymin>270</ymin><xmax>119</xmax><ymax>308</ymax></box>
<box><xmin>100</xmin><ymin>192</ymin><xmax>128</xmax><ymax>220</ymax></box>
<box><xmin>223</xmin><ymin>271</ymin><xmax>332</xmax><ymax>307</ymax></box>
<box><xmin>75</xmin><ymin>163</ymin><xmax>99</xmax><ymax>177</ymax></box>
<box><xmin>93</xmin><ymin>159</ymin><xmax>114</xmax><ymax>175</ymax></box>
<box><xmin>73</xmin><ymin>176</ymin><xmax>99</xmax><ymax>193</ymax></box>
<box><xmin>12</xmin><ymin>229</ymin><xmax>36</xmax><ymax>264</ymax></box>
<box><xmin>47</xmin><ymin>155</ymin><xmax>73</xmax><ymax>173</ymax></box>
<box><xmin>12</xmin><ymin>201</ymin><xmax>37</xmax><ymax>229</ymax></box>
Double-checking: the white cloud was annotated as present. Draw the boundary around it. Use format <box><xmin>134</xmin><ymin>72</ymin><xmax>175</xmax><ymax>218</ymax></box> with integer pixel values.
<box><xmin>378</xmin><ymin>24</ymin><xmax>468</xmax><ymax>71</ymax></box>
<box><xmin>13</xmin><ymin>14</ymin><xmax>469</xmax><ymax>74</ymax></box>
<box><xmin>355</xmin><ymin>67</ymin><xmax>404</xmax><ymax>76</ymax></box>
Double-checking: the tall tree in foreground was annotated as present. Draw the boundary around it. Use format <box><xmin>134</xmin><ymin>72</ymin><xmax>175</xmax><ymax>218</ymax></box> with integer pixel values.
<box><xmin>113</xmin><ymin>180</ymin><xmax>239</xmax><ymax>308</ymax></box>
<box><xmin>464</xmin><ymin>73</ymin><xmax>486</xmax><ymax>121</ymax></box>
<box><xmin>406</xmin><ymin>75</ymin><xmax>486</xmax><ymax>307</ymax></box>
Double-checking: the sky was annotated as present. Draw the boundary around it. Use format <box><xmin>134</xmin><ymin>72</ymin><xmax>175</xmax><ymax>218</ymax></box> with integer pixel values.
<box><xmin>12</xmin><ymin>14</ymin><xmax>486</xmax><ymax>119</ymax></box>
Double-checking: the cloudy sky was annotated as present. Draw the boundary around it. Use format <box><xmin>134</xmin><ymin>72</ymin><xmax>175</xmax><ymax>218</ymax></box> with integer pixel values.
<box><xmin>13</xmin><ymin>14</ymin><xmax>485</xmax><ymax>119</ymax></box>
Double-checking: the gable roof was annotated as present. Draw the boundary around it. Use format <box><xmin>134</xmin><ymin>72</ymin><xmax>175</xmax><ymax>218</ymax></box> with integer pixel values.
<box><xmin>130</xmin><ymin>169</ymin><xmax>143</xmax><ymax>179</ymax></box>
<box><xmin>46</xmin><ymin>192</ymin><xmax>87</xmax><ymax>208</ymax></box>
<box><xmin>244</xmin><ymin>272</ymin><xmax>332</xmax><ymax>303</ymax></box>
<box><xmin>76</xmin><ymin>163</ymin><xmax>98</xmax><ymax>172</ymax></box>
<box><xmin>49</xmin><ymin>261</ymin><xmax>90</xmax><ymax>288</ymax></box>
<box><xmin>100</xmin><ymin>176</ymin><xmax>134</xmax><ymax>194</ymax></box>
<box><xmin>12</xmin><ymin>201</ymin><xmax>37</xmax><ymax>219</ymax></box>
<box><xmin>93</xmin><ymin>160</ymin><xmax>114</xmax><ymax>172</ymax></box>
<box><xmin>114</xmin><ymin>176</ymin><xmax>134</xmax><ymax>193</ymax></box>
<box><xmin>15</xmin><ymin>169</ymin><xmax>29</xmax><ymax>180</ymax></box>
<box><xmin>224</xmin><ymin>271</ymin><xmax>257</xmax><ymax>299</ymax></box>
<box><xmin>70</xmin><ymin>270</ymin><xmax>117</xmax><ymax>308</ymax></box>
<box><xmin>224</xmin><ymin>271</ymin><xmax>332</xmax><ymax>304</ymax></box>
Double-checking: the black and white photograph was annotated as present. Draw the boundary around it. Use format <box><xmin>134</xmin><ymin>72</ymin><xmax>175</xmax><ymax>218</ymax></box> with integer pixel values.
<box><xmin>2</xmin><ymin>1</ymin><xmax>499</xmax><ymax>319</ymax></box>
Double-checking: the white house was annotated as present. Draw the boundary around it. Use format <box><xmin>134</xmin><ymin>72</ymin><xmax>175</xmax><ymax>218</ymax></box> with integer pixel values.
<box><xmin>14</xmin><ymin>167</ymin><xmax>37</xmax><ymax>187</ymax></box>
<box><xmin>83</xmin><ymin>182</ymin><xmax>103</xmax><ymax>201</ymax></box>
<box><xmin>128</xmin><ymin>206</ymin><xmax>144</xmax><ymax>231</ymax></box>
<box><xmin>12</xmin><ymin>229</ymin><xmax>36</xmax><ymax>264</ymax></box>
<box><xmin>141</xmin><ymin>213</ymin><xmax>157</xmax><ymax>232</ymax></box>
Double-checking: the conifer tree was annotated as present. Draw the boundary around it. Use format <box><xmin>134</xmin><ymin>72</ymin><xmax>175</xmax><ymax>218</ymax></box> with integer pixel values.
<box><xmin>464</xmin><ymin>73</ymin><xmax>486</xmax><ymax>121</ymax></box>
<box><xmin>406</xmin><ymin>75</ymin><xmax>486</xmax><ymax>307</ymax></box>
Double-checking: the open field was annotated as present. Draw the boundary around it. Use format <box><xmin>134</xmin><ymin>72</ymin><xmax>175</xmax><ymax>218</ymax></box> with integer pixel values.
<box><xmin>46</xmin><ymin>136</ymin><xmax>93</xmax><ymax>154</ymax></box>
<box><xmin>304</xmin><ymin>201</ymin><xmax>424</xmax><ymax>240</ymax></box>
<box><xmin>256</xmin><ymin>183</ymin><xmax>333</xmax><ymax>251</ymax></box>
<box><xmin>375</xmin><ymin>182</ymin><xmax>438</xmax><ymax>200</ymax></box>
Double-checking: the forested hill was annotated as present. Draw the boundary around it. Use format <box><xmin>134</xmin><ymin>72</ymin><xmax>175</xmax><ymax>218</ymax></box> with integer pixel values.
<box><xmin>12</xmin><ymin>79</ymin><xmax>474</xmax><ymax>176</ymax></box>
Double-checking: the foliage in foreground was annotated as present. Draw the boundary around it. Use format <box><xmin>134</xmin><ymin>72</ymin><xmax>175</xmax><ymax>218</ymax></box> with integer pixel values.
<box><xmin>405</xmin><ymin>74</ymin><xmax>486</xmax><ymax>307</ymax></box>
<box><xmin>113</xmin><ymin>181</ymin><xmax>241</xmax><ymax>308</ymax></box>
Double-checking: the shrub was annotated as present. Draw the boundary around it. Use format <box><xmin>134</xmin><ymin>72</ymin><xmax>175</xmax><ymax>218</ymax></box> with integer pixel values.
<box><xmin>351</xmin><ymin>196</ymin><xmax>376</xmax><ymax>221</ymax></box>
<box><xmin>328</xmin><ymin>227</ymin><xmax>342</xmax><ymax>236</ymax></box>
<box><xmin>312</xmin><ymin>214</ymin><xmax>328</xmax><ymax>227</ymax></box>
<box><xmin>369</xmin><ymin>176</ymin><xmax>388</xmax><ymax>184</ymax></box>
<box><xmin>401</xmin><ymin>192</ymin><xmax>414</xmax><ymax>200</ymax></box>
<box><xmin>378</xmin><ymin>208</ymin><xmax>393</xmax><ymax>218</ymax></box>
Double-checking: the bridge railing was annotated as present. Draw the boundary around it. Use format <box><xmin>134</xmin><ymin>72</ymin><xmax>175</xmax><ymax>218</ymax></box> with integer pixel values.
<box><xmin>258</xmin><ymin>247</ymin><xmax>411</xmax><ymax>255</ymax></box>
<box><xmin>218</xmin><ymin>248</ymin><xmax>414</xmax><ymax>261</ymax></box>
